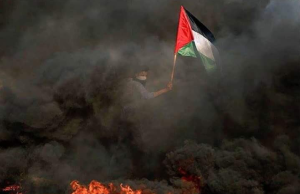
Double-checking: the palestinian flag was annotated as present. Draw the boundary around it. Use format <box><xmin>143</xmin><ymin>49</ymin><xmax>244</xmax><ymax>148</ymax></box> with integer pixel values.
<box><xmin>174</xmin><ymin>6</ymin><xmax>219</xmax><ymax>72</ymax></box>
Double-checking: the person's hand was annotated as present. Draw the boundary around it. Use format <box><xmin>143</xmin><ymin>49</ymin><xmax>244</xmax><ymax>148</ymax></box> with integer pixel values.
<box><xmin>167</xmin><ymin>81</ymin><xmax>173</xmax><ymax>90</ymax></box>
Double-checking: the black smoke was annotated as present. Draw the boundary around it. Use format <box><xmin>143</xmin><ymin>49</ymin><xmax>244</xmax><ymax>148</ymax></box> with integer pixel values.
<box><xmin>0</xmin><ymin>0</ymin><xmax>300</xmax><ymax>193</ymax></box>
<box><xmin>165</xmin><ymin>138</ymin><xmax>300</xmax><ymax>194</ymax></box>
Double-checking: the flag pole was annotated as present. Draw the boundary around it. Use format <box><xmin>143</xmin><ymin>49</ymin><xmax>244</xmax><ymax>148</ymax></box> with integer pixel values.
<box><xmin>170</xmin><ymin>54</ymin><xmax>177</xmax><ymax>83</ymax></box>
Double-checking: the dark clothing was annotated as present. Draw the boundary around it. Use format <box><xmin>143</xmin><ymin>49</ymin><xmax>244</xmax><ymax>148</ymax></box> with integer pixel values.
<box><xmin>121</xmin><ymin>79</ymin><xmax>155</xmax><ymax>112</ymax></box>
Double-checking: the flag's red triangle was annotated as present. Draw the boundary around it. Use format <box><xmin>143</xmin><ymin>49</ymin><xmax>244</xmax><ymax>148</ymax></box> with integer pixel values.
<box><xmin>174</xmin><ymin>6</ymin><xmax>194</xmax><ymax>54</ymax></box>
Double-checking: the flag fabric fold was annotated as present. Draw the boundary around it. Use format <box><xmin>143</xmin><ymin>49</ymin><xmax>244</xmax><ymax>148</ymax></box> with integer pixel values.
<box><xmin>174</xmin><ymin>6</ymin><xmax>219</xmax><ymax>72</ymax></box>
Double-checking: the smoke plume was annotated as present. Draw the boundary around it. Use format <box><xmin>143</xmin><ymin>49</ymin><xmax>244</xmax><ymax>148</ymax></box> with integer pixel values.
<box><xmin>0</xmin><ymin>0</ymin><xmax>300</xmax><ymax>193</ymax></box>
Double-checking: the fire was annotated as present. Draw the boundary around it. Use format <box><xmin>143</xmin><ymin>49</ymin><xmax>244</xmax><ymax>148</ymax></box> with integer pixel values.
<box><xmin>70</xmin><ymin>180</ymin><xmax>142</xmax><ymax>194</ymax></box>
<box><xmin>178</xmin><ymin>168</ymin><xmax>202</xmax><ymax>194</ymax></box>
<box><xmin>2</xmin><ymin>184</ymin><xmax>22</xmax><ymax>194</ymax></box>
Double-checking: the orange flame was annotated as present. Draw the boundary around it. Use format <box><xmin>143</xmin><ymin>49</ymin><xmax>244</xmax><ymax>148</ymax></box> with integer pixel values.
<box><xmin>2</xmin><ymin>184</ymin><xmax>22</xmax><ymax>194</ymax></box>
<box><xmin>70</xmin><ymin>180</ymin><xmax>142</xmax><ymax>194</ymax></box>
<box><xmin>178</xmin><ymin>168</ymin><xmax>202</xmax><ymax>194</ymax></box>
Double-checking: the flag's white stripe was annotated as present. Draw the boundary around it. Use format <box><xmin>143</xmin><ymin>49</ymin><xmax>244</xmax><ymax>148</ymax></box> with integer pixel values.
<box><xmin>192</xmin><ymin>30</ymin><xmax>217</xmax><ymax>61</ymax></box>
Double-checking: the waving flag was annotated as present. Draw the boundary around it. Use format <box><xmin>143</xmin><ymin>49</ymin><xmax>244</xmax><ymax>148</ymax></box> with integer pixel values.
<box><xmin>174</xmin><ymin>6</ymin><xmax>219</xmax><ymax>72</ymax></box>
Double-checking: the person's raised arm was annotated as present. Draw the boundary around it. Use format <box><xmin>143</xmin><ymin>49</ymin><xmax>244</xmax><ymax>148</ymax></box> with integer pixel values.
<box><xmin>153</xmin><ymin>82</ymin><xmax>173</xmax><ymax>97</ymax></box>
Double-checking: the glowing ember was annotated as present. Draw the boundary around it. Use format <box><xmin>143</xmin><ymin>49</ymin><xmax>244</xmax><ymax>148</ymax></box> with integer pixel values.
<box><xmin>2</xmin><ymin>184</ymin><xmax>22</xmax><ymax>194</ymax></box>
<box><xmin>178</xmin><ymin>168</ymin><xmax>202</xmax><ymax>194</ymax></box>
<box><xmin>70</xmin><ymin>180</ymin><xmax>142</xmax><ymax>194</ymax></box>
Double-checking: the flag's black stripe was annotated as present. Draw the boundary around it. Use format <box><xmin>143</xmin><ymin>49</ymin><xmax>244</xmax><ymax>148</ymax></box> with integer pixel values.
<box><xmin>184</xmin><ymin>8</ymin><xmax>215</xmax><ymax>43</ymax></box>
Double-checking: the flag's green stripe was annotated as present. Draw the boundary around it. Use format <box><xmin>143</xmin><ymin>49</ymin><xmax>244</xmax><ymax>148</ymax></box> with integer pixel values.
<box><xmin>178</xmin><ymin>41</ymin><xmax>197</xmax><ymax>58</ymax></box>
<box><xmin>199</xmin><ymin>52</ymin><xmax>217</xmax><ymax>73</ymax></box>
<box><xmin>178</xmin><ymin>41</ymin><xmax>217</xmax><ymax>73</ymax></box>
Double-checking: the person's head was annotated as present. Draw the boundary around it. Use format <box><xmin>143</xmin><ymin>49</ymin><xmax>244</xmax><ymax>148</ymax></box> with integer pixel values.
<box><xmin>132</xmin><ymin>65</ymin><xmax>149</xmax><ymax>86</ymax></box>
<box><xmin>135</xmin><ymin>70</ymin><xmax>148</xmax><ymax>81</ymax></box>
